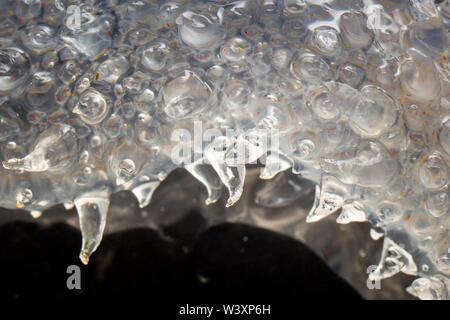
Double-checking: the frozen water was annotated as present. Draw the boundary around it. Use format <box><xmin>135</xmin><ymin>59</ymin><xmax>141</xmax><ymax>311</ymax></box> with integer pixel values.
<box><xmin>0</xmin><ymin>0</ymin><xmax>448</xmax><ymax>300</ymax></box>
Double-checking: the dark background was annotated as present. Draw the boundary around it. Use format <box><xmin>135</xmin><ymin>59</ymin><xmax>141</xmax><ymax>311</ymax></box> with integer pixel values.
<box><xmin>0</xmin><ymin>215</ymin><xmax>361</xmax><ymax>308</ymax></box>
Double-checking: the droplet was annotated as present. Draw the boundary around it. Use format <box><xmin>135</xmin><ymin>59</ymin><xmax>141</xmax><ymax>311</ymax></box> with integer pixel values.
<box><xmin>162</xmin><ymin>71</ymin><xmax>212</xmax><ymax>120</ymax></box>
<box><xmin>349</xmin><ymin>85</ymin><xmax>400</xmax><ymax>137</ymax></box>
<box><xmin>57</xmin><ymin>61</ymin><xmax>78</xmax><ymax>85</ymax></box>
<box><xmin>21</xmin><ymin>24</ymin><xmax>56</xmax><ymax>55</ymax></box>
<box><xmin>223</xmin><ymin>79</ymin><xmax>251</xmax><ymax>111</ymax></box>
<box><xmin>221</xmin><ymin>37</ymin><xmax>249</xmax><ymax>62</ymax></box>
<box><xmin>0</xmin><ymin>48</ymin><xmax>31</xmax><ymax>92</ymax></box>
<box><xmin>290</xmin><ymin>52</ymin><xmax>330</xmax><ymax>83</ymax></box>
<box><xmin>282</xmin><ymin>0</ymin><xmax>307</xmax><ymax>16</ymax></box>
<box><xmin>418</xmin><ymin>153</ymin><xmax>448</xmax><ymax>190</ymax></box>
<box><xmin>95</xmin><ymin>55</ymin><xmax>130</xmax><ymax>84</ymax></box>
<box><xmin>338</xmin><ymin>63</ymin><xmax>364</xmax><ymax>88</ymax></box>
<box><xmin>141</xmin><ymin>40</ymin><xmax>170</xmax><ymax>72</ymax></box>
<box><xmin>425</xmin><ymin>191</ymin><xmax>449</xmax><ymax>218</ymax></box>
<box><xmin>339</xmin><ymin>11</ymin><xmax>374</xmax><ymax>49</ymax></box>
<box><xmin>308</xmin><ymin>26</ymin><xmax>342</xmax><ymax>58</ymax></box>
<box><xmin>73</xmin><ymin>88</ymin><xmax>110</xmax><ymax>125</ymax></box>
<box><xmin>177</xmin><ymin>10</ymin><xmax>224</xmax><ymax>49</ymax></box>
<box><xmin>308</xmin><ymin>85</ymin><xmax>340</xmax><ymax>120</ymax></box>
<box><xmin>399</xmin><ymin>58</ymin><xmax>441</xmax><ymax>102</ymax></box>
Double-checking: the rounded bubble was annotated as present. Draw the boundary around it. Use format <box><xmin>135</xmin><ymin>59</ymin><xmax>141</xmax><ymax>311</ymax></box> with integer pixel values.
<box><xmin>309</xmin><ymin>85</ymin><xmax>340</xmax><ymax>120</ymax></box>
<box><xmin>252</xmin><ymin>98</ymin><xmax>291</xmax><ymax>131</ymax></box>
<box><xmin>141</xmin><ymin>40</ymin><xmax>170</xmax><ymax>72</ymax></box>
<box><xmin>308</xmin><ymin>26</ymin><xmax>342</xmax><ymax>58</ymax></box>
<box><xmin>290</xmin><ymin>52</ymin><xmax>330</xmax><ymax>83</ymax></box>
<box><xmin>338</xmin><ymin>63</ymin><xmax>364</xmax><ymax>88</ymax></box>
<box><xmin>57</xmin><ymin>61</ymin><xmax>78</xmax><ymax>85</ymax></box>
<box><xmin>0</xmin><ymin>48</ymin><xmax>31</xmax><ymax>92</ymax></box>
<box><xmin>418</xmin><ymin>153</ymin><xmax>448</xmax><ymax>190</ymax></box>
<box><xmin>349</xmin><ymin>85</ymin><xmax>400</xmax><ymax>137</ymax></box>
<box><xmin>177</xmin><ymin>11</ymin><xmax>224</xmax><ymax>49</ymax></box>
<box><xmin>15</xmin><ymin>0</ymin><xmax>42</xmax><ymax>22</ymax></box>
<box><xmin>339</xmin><ymin>11</ymin><xmax>373</xmax><ymax>49</ymax></box>
<box><xmin>425</xmin><ymin>190</ymin><xmax>449</xmax><ymax>218</ymax></box>
<box><xmin>163</xmin><ymin>71</ymin><xmax>212</xmax><ymax>120</ymax></box>
<box><xmin>135</xmin><ymin>113</ymin><xmax>162</xmax><ymax>147</ymax></box>
<box><xmin>73</xmin><ymin>89</ymin><xmax>109</xmax><ymax>125</ymax></box>
<box><xmin>221</xmin><ymin>37</ymin><xmax>250</xmax><ymax>62</ymax></box>
<box><xmin>400</xmin><ymin>58</ymin><xmax>441</xmax><ymax>102</ymax></box>
<box><xmin>127</xmin><ymin>27</ymin><xmax>155</xmax><ymax>47</ymax></box>
<box><xmin>22</xmin><ymin>24</ymin><xmax>56</xmax><ymax>55</ymax></box>
<box><xmin>282</xmin><ymin>0</ymin><xmax>307</xmax><ymax>16</ymax></box>
<box><xmin>282</xmin><ymin>19</ymin><xmax>308</xmax><ymax>40</ymax></box>
<box><xmin>223</xmin><ymin>79</ymin><xmax>251</xmax><ymax>111</ymax></box>
<box><xmin>290</xmin><ymin>131</ymin><xmax>318</xmax><ymax>161</ymax></box>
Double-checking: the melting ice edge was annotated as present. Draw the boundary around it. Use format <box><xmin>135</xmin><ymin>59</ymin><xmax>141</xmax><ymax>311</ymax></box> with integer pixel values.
<box><xmin>0</xmin><ymin>0</ymin><xmax>449</xmax><ymax>299</ymax></box>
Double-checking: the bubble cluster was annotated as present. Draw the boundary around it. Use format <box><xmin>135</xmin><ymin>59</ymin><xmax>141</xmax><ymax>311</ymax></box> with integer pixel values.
<box><xmin>0</xmin><ymin>0</ymin><xmax>448</xmax><ymax>299</ymax></box>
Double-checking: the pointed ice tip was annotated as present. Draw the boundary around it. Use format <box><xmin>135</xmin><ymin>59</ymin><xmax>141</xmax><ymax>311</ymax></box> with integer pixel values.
<box><xmin>305</xmin><ymin>185</ymin><xmax>321</xmax><ymax>223</ymax></box>
<box><xmin>131</xmin><ymin>181</ymin><xmax>160</xmax><ymax>208</ymax></box>
<box><xmin>259</xmin><ymin>170</ymin><xmax>274</xmax><ymax>180</ymax></box>
<box><xmin>30</xmin><ymin>210</ymin><xmax>42</xmax><ymax>219</ymax></box>
<box><xmin>75</xmin><ymin>189</ymin><xmax>110</xmax><ymax>267</ymax></box>
<box><xmin>64</xmin><ymin>201</ymin><xmax>74</xmax><ymax>210</ymax></box>
<box><xmin>79</xmin><ymin>250</ymin><xmax>90</xmax><ymax>265</ymax></box>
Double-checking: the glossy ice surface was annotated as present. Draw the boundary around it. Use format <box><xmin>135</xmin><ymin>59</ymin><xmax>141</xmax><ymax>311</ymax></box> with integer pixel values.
<box><xmin>0</xmin><ymin>0</ymin><xmax>448</xmax><ymax>299</ymax></box>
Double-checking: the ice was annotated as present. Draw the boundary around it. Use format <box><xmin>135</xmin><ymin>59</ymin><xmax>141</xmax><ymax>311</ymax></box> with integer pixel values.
<box><xmin>0</xmin><ymin>0</ymin><xmax>448</xmax><ymax>300</ymax></box>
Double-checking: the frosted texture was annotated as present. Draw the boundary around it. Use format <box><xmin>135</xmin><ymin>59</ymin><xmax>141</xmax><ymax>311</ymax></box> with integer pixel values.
<box><xmin>0</xmin><ymin>0</ymin><xmax>448</xmax><ymax>299</ymax></box>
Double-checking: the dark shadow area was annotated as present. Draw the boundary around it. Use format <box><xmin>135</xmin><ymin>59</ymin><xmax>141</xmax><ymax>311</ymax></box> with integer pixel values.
<box><xmin>0</xmin><ymin>213</ymin><xmax>361</xmax><ymax>307</ymax></box>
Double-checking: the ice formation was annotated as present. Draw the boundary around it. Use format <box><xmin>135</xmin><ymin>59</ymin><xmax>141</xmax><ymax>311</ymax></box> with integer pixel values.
<box><xmin>0</xmin><ymin>0</ymin><xmax>448</xmax><ymax>299</ymax></box>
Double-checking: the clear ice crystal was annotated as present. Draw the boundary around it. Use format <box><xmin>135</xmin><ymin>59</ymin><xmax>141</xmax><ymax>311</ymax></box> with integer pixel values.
<box><xmin>0</xmin><ymin>0</ymin><xmax>448</xmax><ymax>300</ymax></box>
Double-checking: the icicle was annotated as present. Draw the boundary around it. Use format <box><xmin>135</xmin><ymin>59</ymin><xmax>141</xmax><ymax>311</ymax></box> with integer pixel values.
<box><xmin>205</xmin><ymin>137</ymin><xmax>246</xmax><ymax>207</ymax></box>
<box><xmin>75</xmin><ymin>188</ymin><xmax>110</xmax><ymax>265</ymax></box>
<box><xmin>306</xmin><ymin>185</ymin><xmax>321</xmax><ymax>222</ymax></box>
<box><xmin>406</xmin><ymin>276</ymin><xmax>448</xmax><ymax>300</ymax></box>
<box><xmin>211</xmin><ymin>162</ymin><xmax>245</xmax><ymax>207</ymax></box>
<box><xmin>64</xmin><ymin>201</ymin><xmax>74</xmax><ymax>210</ymax></box>
<box><xmin>369</xmin><ymin>238</ymin><xmax>418</xmax><ymax>281</ymax></box>
<box><xmin>131</xmin><ymin>181</ymin><xmax>161</xmax><ymax>208</ymax></box>
<box><xmin>336</xmin><ymin>200</ymin><xmax>367</xmax><ymax>224</ymax></box>
<box><xmin>185</xmin><ymin>162</ymin><xmax>222</xmax><ymax>205</ymax></box>
<box><xmin>306</xmin><ymin>175</ymin><xmax>350</xmax><ymax>223</ymax></box>
<box><xmin>370</xmin><ymin>228</ymin><xmax>385</xmax><ymax>240</ymax></box>
<box><xmin>260</xmin><ymin>151</ymin><xmax>292</xmax><ymax>179</ymax></box>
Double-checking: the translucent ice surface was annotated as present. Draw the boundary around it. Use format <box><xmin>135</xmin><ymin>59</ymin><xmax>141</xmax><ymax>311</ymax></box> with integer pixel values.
<box><xmin>0</xmin><ymin>0</ymin><xmax>449</xmax><ymax>299</ymax></box>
